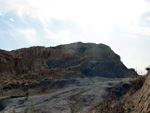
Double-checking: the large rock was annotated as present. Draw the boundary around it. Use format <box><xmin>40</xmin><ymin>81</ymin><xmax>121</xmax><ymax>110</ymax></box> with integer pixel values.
<box><xmin>0</xmin><ymin>42</ymin><xmax>135</xmax><ymax>81</ymax></box>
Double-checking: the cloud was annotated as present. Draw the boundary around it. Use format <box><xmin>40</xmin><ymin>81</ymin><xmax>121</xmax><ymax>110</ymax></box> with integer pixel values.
<box><xmin>0</xmin><ymin>0</ymin><xmax>149</xmax><ymax>45</ymax></box>
<box><xmin>9</xmin><ymin>18</ymin><xmax>14</xmax><ymax>22</ymax></box>
<box><xmin>0</xmin><ymin>10</ymin><xmax>3</xmax><ymax>16</ymax></box>
<box><xmin>19</xmin><ymin>28</ymin><xmax>38</xmax><ymax>44</ymax></box>
<box><xmin>118</xmin><ymin>11</ymin><xmax>150</xmax><ymax>38</ymax></box>
<box><xmin>45</xmin><ymin>29</ymin><xmax>72</xmax><ymax>44</ymax></box>
<box><xmin>120</xmin><ymin>25</ymin><xmax>150</xmax><ymax>38</ymax></box>
<box><xmin>145</xmin><ymin>0</ymin><xmax>150</xmax><ymax>6</ymax></box>
<box><xmin>1</xmin><ymin>0</ymin><xmax>149</xmax><ymax>26</ymax></box>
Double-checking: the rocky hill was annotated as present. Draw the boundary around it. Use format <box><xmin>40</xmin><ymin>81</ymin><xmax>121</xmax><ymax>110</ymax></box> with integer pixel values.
<box><xmin>0</xmin><ymin>42</ymin><xmax>134</xmax><ymax>81</ymax></box>
<box><xmin>0</xmin><ymin>42</ymin><xmax>138</xmax><ymax>113</ymax></box>
<box><xmin>0</xmin><ymin>42</ymin><xmax>137</xmax><ymax>98</ymax></box>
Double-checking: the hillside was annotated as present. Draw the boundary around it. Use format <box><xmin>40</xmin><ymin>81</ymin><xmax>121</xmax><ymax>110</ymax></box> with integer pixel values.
<box><xmin>0</xmin><ymin>42</ymin><xmax>134</xmax><ymax>80</ymax></box>
<box><xmin>0</xmin><ymin>42</ymin><xmax>138</xmax><ymax>113</ymax></box>
<box><xmin>0</xmin><ymin>42</ymin><xmax>137</xmax><ymax>97</ymax></box>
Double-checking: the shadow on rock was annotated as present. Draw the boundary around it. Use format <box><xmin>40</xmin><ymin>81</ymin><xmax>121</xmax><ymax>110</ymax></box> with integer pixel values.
<box><xmin>0</xmin><ymin>100</ymin><xmax>5</xmax><ymax>111</ymax></box>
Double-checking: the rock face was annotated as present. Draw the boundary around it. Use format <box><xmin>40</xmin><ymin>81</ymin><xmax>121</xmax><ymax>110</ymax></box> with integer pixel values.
<box><xmin>125</xmin><ymin>71</ymin><xmax>150</xmax><ymax>113</ymax></box>
<box><xmin>0</xmin><ymin>42</ymin><xmax>134</xmax><ymax>80</ymax></box>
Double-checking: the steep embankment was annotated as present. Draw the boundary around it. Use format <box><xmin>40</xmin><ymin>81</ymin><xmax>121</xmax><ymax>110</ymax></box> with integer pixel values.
<box><xmin>124</xmin><ymin>71</ymin><xmax>150</xmax><ymax>113</ymax></box>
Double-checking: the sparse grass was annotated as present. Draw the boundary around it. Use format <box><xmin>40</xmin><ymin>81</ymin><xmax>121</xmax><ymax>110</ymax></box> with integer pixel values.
<box><xmin>130</xmin><ymin>76</ymin><xmax>145</xmax><ymax>93</ymax></box>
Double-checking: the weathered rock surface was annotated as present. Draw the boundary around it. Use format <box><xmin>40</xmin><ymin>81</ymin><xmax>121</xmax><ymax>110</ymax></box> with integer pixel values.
<box><xmin>0</xmin><ymin>77</ymin><xmax>131</xmax><ymax>113</ymax></box>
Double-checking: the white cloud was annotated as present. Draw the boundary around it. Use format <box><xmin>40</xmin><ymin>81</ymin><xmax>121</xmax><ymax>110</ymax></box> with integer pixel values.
<box><xmin>45</xmin><ymin>29</ymin><xmax>72</xmax><ymax>44</ymax></box>
<box><xmin>147</xmin><ymin>17</ymin><xmax>150</xmax><ymax>21</ymax></box>
<box><xmin>120</xmin><ymin>25</ymin><xmax>150</xmax><ymax>37</ymax></box>
<box><xmin>0</xmin><ymin>10</ymin><xmax>2</xmax><ymax>16</ymax></box>
<box><xmin>145</xmin><ymin>0</ymin><xmax>150</xmax><ymax>7</ymax></box>
<box><xmin>19</xmin><ymin>28</ymin><xmax>38</xmax><ymax>44</ymax></box>
<box><xmin>1</xmin><ymin>0</ymin><xmax>149</xmax><ymax>26</ymax></box>
<box><xmin>0</xmin><ymin>10</ymin><xmax>4</xmax><ymax>16</ymax></box>
<box><xmin>1</xmin><ymin>0</ymin><xmax>149</xmax><ymax>43</ymax></box>
<box><xmin>9</xmin><ymin>18</ymin><xmax>14</xmax><ymax>22</ymax></box>
<box><xmin>1</xmin><ymin>0</ymin><xmax>150</xmax><ymax>46</ymax></box>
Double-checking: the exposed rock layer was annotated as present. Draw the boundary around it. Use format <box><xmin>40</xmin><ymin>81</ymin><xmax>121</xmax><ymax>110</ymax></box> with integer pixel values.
<box><xmin>0</xmin><ymin>42</ymin><xmax>134</xmax><ymax>80</ymax></box>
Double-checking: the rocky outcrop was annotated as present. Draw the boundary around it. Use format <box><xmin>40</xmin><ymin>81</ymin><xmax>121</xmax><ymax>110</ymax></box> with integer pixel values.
<box><xmin>125</xmin><ymin>71</ymin><xmax>150</xmax><ymax>113</ymax></box>
<box><xmin>0</xmin><ymin>42</ymin><xmax>135</xmax><ymax>81</ymax></box>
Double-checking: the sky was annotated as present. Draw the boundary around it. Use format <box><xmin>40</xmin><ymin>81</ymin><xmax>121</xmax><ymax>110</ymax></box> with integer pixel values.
<box><xmin>0</xmin><ymin>0</ymin><xmax>150</xmax><ymax>74</ymax></box>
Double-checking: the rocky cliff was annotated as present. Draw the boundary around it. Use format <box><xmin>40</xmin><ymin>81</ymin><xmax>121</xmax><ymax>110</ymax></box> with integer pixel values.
<box><xmin>0</xmin><ymin>42</ymin><xmax>134</xmax><ymax>82</ymax></box>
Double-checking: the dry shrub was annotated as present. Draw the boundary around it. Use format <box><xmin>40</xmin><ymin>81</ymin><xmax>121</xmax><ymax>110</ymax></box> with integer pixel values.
<box><xmin>97</xmin><ymin>89</ymin><xmax>125</xmax><ymax>113</ymax></box>
<box><xmin>130</xmin><ymin>76</ymin><xmax>145</xmax><ymax>93</ymax></box>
